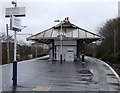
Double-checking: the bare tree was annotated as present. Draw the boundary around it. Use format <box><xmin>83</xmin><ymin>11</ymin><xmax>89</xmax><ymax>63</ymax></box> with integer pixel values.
<box><xmin>1</xmin><ymin>32</ymin><xmax>14</xmax><ymax>43</ymax></box>
<box><xmin>96</xmin><ymin>17</ymin><xmax>120</xmax><ymax>63</ymax></box>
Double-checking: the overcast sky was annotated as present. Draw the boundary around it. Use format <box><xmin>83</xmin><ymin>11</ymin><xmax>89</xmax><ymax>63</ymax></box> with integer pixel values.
<box><xmin>0</xmin><ymin>0</ymin><xmax>119</xmax><ymax>43</ymax></box>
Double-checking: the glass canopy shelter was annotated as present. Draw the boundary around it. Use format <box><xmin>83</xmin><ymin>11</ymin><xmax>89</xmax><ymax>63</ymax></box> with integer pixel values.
<box><xmin>27</xmin><ymin>18</ymin><xmax>101</xmax><ymax>61</ymax></box>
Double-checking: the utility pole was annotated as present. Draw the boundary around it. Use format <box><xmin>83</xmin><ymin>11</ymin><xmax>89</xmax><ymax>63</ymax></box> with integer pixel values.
<box><xmin>6</xmin><ymin>24</ymin><xmax>9</xmax><ymax>64</ymax></box>
<box><xmin>114</xmin><ymin>30</ymin><xmax>116</xmax><ymax>53</ymax></box>
<box><xmin>93</xmin><ymin>42</ymin><xmax>95</xmax><ymax>58</ymax></box>
<box><xmin>60</xmin><ymin>21</ymin><xmax>63</xmax><ymax>64</ymax></box>
<box><xmin>35</xmin><ymin>45</ymin><xmax>38</xmax><ymax>57</ymax></box>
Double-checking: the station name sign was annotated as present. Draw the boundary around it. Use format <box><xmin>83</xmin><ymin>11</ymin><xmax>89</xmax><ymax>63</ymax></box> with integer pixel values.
<box><xmin>10</xmin><ymin>16</ymin><xmax>21</xmax><ymax>31</ymax></box>
<box><xmin>5</xmin><ymin>7</ymin><xmax>25</xmax><ymax>17</ymax></box>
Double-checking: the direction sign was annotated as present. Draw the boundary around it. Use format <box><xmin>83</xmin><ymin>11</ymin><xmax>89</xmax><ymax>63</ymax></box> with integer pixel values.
<box><xmin>10</xmin><ymin>16</ymin><xmax>21</xmax><ymax>31</ymax></box>
<box><xmin>5</xmin><ymin>7</ymin><xmax>25</xmax><ymax>17</ymax></box>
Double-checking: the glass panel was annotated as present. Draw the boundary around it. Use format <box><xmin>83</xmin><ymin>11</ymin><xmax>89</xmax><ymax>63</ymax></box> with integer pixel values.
<box><xmin>79</xmin><ymin>29</ymin><xmax>86</xmax><ymax>38</ymax></box>
<box><xmin>73</xmin><ymin>29</ymin><xmax>78</xmax><ymax>37</ymax></box>
<box><xmin>30</xmin><ymin>36</ymin><xmax>36</xmax><ymax>39</ymax></box>
<box><xmin>86</xmin><ymin>32</ymin><xmax>94</xmax><ymax>38</ymax></box>
<box><xmin>58</xmin><ymin>28</ymin><xmax>66</xmax><ymax>36</ymax></box>
<box><xmin>44</xmin><ymin>29</ymin><xmax>52</xmax><ymax>37</ymax></box>
<box><xmin>62</xmin><ymin>28</ymin><xmax>66</xmax><ymax>36</ymax></box>
<box><xmin>52</xmin><ymin>29</ymin><xmax>59</xmax><ymax>37</ymax></box>
<box><xmin>65</xmin><ymin>28</ymin><xmax>72</xmax><ymax>37</ymax></box>
<box><xmin>95</xmin><ymin>35</ymin><xmax>99</xmax><ymax>38</ymax></box>
<box><xmin>36</xmin><ymin>32</ymin><xmax>44</xmax><ymax>38</ymax></box>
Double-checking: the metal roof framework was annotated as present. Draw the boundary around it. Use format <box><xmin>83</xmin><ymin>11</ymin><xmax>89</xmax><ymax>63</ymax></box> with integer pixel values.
<box><xmin>27</xmin><ymin>21</ymin><xmax>101</xmax><ymax>44</ymax></box>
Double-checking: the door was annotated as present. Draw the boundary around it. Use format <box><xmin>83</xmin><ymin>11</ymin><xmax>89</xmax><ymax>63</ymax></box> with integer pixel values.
<box><xmin>66</xmin><ymin>50</ymin><xmax>74</xmax><ymax>61</ymax></box>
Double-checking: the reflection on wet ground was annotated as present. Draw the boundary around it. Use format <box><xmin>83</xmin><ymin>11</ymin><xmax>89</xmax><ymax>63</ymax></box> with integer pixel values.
<box><xmin>2</xmin><ymin>57</ymin><xmax>119</xmax><ymax>91</ymax></box>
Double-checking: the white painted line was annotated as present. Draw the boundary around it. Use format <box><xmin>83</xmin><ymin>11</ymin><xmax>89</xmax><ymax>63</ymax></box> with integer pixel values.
<box><xmin>94</xmin><ymin>58</ymin><xmax>120</xmax><ymax>83</ymax></box>
<box><xmin>1</xmin><ymin>55</ymin><xmax>50</xmax><ymax>66</ymax></box>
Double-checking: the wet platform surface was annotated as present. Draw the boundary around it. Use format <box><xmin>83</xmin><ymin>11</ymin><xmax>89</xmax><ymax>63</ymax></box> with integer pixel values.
<box><xmin>1</xmin><ymin>56</ymin><xmax>120</xmax><ymax>91</ymax></box>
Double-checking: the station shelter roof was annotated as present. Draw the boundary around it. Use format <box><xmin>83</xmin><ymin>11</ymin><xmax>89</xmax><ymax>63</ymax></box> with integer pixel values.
<box><xmin>27</xmin><ymin>19</ymin><xmax>101</xmax><ymax>44</ymax></box>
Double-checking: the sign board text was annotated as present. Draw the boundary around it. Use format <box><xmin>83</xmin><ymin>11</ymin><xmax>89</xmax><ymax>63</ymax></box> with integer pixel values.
<box><xmin>5</xmin><ymin>7</ymin><xmax>25</xmax><ymax>17</ymax></box>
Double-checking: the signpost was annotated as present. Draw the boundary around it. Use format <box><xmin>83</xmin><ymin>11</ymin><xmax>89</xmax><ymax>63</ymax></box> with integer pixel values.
<box><xmin>5</xmin><ymin>2</ymin><xmax>25</xmax><ymax>89</ymax></box>
<box><xmin>5</xmin><ymin>7</ymin><xmax>25</xmax><ymax>17</ymax></box>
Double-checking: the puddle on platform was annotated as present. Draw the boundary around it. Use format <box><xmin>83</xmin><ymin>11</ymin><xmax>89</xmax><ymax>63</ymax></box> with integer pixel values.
<box><xmin>78</xmin><ymin>69</ymin><xmax>93</xmax><ymax>75</ymax></box>
<box><xmin>106</xmin><ymin>74</ymin><xmax>115</xmax><ymax>76</ymax></box>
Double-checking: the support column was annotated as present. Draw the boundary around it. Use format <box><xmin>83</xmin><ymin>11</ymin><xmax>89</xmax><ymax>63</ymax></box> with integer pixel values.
<box><xmin>76</xmin><ymin>40</ymin><xmax>83</xmax><ymax>62</ymax></box>
<box><xmin>80</xmin><ymin>40</ymin><xmax>83</xmax><ymax>55</ymax></box>
<box><xmin>52</xmin><ymin>40</ymin><xmax>54</xmax><ymax>61</ymax></box>
<box><xmin>76</xmin><ymin>40</ymin><xmax>80</xmax><ymax>61</ymax></box>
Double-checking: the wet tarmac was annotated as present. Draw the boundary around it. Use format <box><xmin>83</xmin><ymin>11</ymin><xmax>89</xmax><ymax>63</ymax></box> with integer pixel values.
<box><xmin>1</xmin><ymin>56</ymin><xmax>120</xmax><ymax>92</ymax></box>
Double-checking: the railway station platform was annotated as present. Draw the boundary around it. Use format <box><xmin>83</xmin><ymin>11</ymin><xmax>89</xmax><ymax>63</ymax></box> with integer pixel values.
<box><xmin>1</xmin><ymin>56</ymin><xmax>120</xmax><ymax>92</ymax></box>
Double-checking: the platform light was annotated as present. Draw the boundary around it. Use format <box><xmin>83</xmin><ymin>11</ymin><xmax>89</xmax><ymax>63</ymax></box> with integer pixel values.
<box><xmin>11</xmin><ymin>0</ymin><xmax>17</xmax><ymax>7</ymax></box>
<box><xmin>54</xmin><ymin>19</ymin><xmax>63</xmax><ymax>64</ymax></box>
<box><xmin>54</xmin><ymin>20</ymin><xmax>60</xmax><ymax>22</ymax></box>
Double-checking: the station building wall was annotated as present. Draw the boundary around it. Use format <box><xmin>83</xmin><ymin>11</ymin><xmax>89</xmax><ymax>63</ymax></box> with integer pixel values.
<box><xmin>54</xmin><ymin>40</ymin><xmax>77</xmax><ymax>61</ymax></box>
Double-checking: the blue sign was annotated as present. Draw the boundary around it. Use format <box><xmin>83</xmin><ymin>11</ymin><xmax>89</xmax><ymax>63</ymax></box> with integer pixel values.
<box><xmin>12</xmin><ymin>27</ymin><xmax>21</xmax><ymax>32</ymax></box>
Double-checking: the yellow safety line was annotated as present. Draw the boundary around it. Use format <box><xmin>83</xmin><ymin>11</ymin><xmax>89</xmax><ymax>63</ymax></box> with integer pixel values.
<box><xmin>32</xmin><ymin>86</ymin><xmax>52</xmax><ymax>91</ymax></box>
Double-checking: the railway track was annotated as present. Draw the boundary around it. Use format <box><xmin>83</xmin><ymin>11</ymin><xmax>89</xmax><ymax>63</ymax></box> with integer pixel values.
<box><xmin>106</xmin><ymin>62</ymin><xmax>120</xmax><ymax>76</ymax></box>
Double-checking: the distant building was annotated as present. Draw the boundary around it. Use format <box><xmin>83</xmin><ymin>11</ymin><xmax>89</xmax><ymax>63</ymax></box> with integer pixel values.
<box><xmin>27</xmin><ymin>18</ymin><xmax>100</xmax><ymax>61</ymax></box>
<box><xmin>31</xmin><ymin>43</ymin><xmax>49</xmax><ymax>50</ymax></box>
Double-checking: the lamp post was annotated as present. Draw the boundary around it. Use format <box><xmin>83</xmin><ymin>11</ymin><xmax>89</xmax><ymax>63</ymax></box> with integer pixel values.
<box><xmin>54</xmin><ymin>20</ymin><xmax>63</xmax><ymax>64</ymax></box>
<box><xmin>11</xmin><ymin>0</ymin><xmax>17</xmax><ymax>7</ymax></box>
